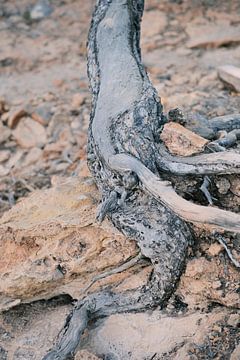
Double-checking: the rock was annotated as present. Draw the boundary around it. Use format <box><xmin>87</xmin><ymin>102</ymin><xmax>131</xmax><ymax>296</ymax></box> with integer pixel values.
<box><xmin>71</xmin><ymin>93</ymin><xmax>86</xmax><ymax>109</ymax></box>
<box><xmin>0</xmin><ymin>123</ymin><xmax>11</xmax><ymax>145</ymax></box>
<box><xmin>207</xmin><ymin>243</ymin><xmax>224</xmax><ymax>257</ymax></box>
<box><xmin>0</xmin><ymin>98</ymin><xmax>8</xmax><ymax>115</ymax></box>
<box><xmin>84</xmin><ymin>309</ymin><xmax>232</xmax><ymax>359</ymax></box>
<box><xmin>21</xmin><ymin>147</ymin><xmax>43</xmax><ymax>167</ymax></box>
<box><xmin>12</xmin><ymin>117</ymin><xmax>47</xmax><ymax>148</ymax></box>
<box><xmin>177</xmin><ymin>257</ymin><xmax>239</xmax><ymax>308</ymax></box>
<box><xmin>227</xmin><ymin>313</ymin><xmax>239</xmax><ymax>328</ymax></box>
<box><xmin>218</xmin><ymin>65</ymin><xmax>240</xmax><ymax>92</ymax></box>
<box><xmin>0</xmin><ymin>177</ymin><xmax>139</xmax><ymax>311</ymax></box>
<box><xmin>186</xmin><ymin>113</ymin><xmax>215</xmax><ymax>140</ymax></box>
<box><xmin>7</xmin><ymin>108</ymin><xmax>27</xmax><ymax>129</ymax></box>
<box><xmin>160</xmin><ymin>122</ymin><xmax>208</xmax><ymax>156</ymax></box>
<box><xmin>30</xmin><ymin>0</ymin><xmax>53</xmax><ymax>20</ymax></box>
<box><xmin>75</xmin><ymin>350</ymin><xmax>100</xmax><ymax>360</ymax></box>
<box><xmin>0</xmin><ymin>298</ymin><xmax>72</xmax><ymax>360</ymax></box>
<box><xmin>0</xmin><ymin>165</ymin><xmax>9</xmax><ymax>177</ymax></box>
<box><xmin>230</xmin><ymin>178</ymin><xmax>240</xmax><ymax>197</ymax></box>
<box><xmin>186</xmin><ymin>23</ymin><xmax>240</xmax><ymax>48</ymax></box>
<box><xmin>141</xmin><ymin>10</ymin><xmax>167</xmax><ymax>38</ymax></box>
<box><xmin>215</xmin><ymin>178</ymin><xmax>231</xmax><ymax>194</ymax></box>
<box><xmin>0</xmin><ymin>150</ymin><xmax>11</xmax><ymax>163</ymax></box>
<box><xmin>5</xmin><ymin>150</ymin><xmax>24</xmax><ymax>171</ymax></box>
<box><xmin>31</xmin><ymin>105</ymin><xmax>52</xmax><ymax>126</ymax></box>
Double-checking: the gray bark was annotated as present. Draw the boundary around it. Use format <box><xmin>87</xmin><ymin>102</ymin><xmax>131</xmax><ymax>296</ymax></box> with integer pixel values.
<box><xmin>43</xmin><ymin>1</ymin><xmax>240</xmax><ymax>358</ymax></box>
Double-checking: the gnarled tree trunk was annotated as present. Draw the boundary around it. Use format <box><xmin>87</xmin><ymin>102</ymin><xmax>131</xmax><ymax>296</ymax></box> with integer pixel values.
<box><xmin>43</xmin><ymin>1</ymin><xmax>240</xmax><ymax>359</ymax></box>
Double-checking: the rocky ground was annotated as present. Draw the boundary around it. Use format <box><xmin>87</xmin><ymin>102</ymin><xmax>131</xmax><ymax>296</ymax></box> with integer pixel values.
<box><xmin>0</xmin><ymin>0</ymin><xmax>240</xmax><ymax>359</ymax></box>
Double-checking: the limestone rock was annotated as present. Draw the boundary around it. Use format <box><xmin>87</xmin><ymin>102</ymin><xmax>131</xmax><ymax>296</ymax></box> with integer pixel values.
<box><xmin>141</xmin><ymin>10</ymin><xmax>167</xmax><ymax>38</ymax></box>
<box><xmin>0</xmin><ymin>177</ymin><xmax>138</xmax><ymax>311</ymax></box>
<box><xmin>177</xmin><ymin>257</ymin><xmax>240</xmax><ymax>309</ymax></box>
<box><xmin>71</xmin><ymin>93</ymin><xmax>86</xmax><ymax>109</ymax></box>
<box><xmin>0</xmin><ymin>150</ymin><xmax>11</xmax><ymax>163</ymax></box>
<box><xmin>83</xmin><ymin>309</ymin><xmax>235</xmax><ymax>359</ymax></box>
<box><xmin>186</xmin><ymin>23</ymin><xmax>240</xmax><ymax>48</ymax></box>
<box><xmin>0</xmin><ymin>165</ymin><xmax>9</xmax><ymax>177</ymax></box>
<box><xmin>218</xmin><ymin>65</ymin><xmax>240</xmax><ymax>92</ymax></box>
<box><xmin>0</xmin><ymin>123</ymin><xmax>11</xmax><ymax>144</ymax></box>
<box><xmin>31</xmin><ymin>105</ymin><xmax>52</xmax><ymax>126</ymax></box>
<box><xmin>30</xmin><ymin>0</ymin><xmax>53</xmax><ymax>21</ymax></box>
<box><xmin>7</xmin><ymin>108</ymin><xmax>27</xmax><ymax>129</ymax></box>
<box><xmin>12</xmin><ymin>117</ymin><xmax>47</xmax><ymax>148</ymax></box>
<box><xmin>160</xmin><ymin>122</ymin><xmax>208</xmax><ymax>156</ymax></box>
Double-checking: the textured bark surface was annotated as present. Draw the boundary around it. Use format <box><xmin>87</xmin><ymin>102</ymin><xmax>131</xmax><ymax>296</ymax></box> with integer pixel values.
<box><xmin>43</xmin><ymin>1</ymin><xmax>240</xmax><ymax>358</ymax></box>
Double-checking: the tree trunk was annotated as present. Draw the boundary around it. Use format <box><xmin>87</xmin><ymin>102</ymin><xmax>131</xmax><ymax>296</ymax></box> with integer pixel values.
<box><xmin>43</xmin><ymin>1</ymin><xmax>240</xmax><ymax>358</ymax></box>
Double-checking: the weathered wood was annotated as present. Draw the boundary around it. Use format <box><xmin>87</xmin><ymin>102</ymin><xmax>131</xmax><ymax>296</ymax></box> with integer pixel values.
<box><xmin>43</xmin><ymin>1</ymin><xmax>240</xmax><ymax>358</ymax></box>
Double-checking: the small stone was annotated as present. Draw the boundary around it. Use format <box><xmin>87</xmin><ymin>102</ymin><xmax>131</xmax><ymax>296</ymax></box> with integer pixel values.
<box><xmin>231</xmin><ymin>344</ymin><xmax>240</xmax><ymax>360</ymax></box>
<box><xmin>31</xmin><ymin>105</ymin><xmax>52</xmax><ymax>126</ymax></box>
<box><xmin>6</xmin><ymin>150</ymin><xmax>24</xmax><ymax>170</ymax></box>
<box><xmin>160</xmin><ymin>122</ymin><xmax>208</xmax><ymax>156</ymax></box>
<box><xmin>0</xmin><ymin>98</ymin><xmax>7</xmax><ymax>115</ymax></box>
<box><xmin>75</xmin><ymin>350</ymin><xmax>100</xmax><ymax>360</ymax></box>
<box><xmin>71</xmin><ymin>93</ymin><xmax>86</xmax><ymax>109</ymax></box>
<box><xmin>0</xmin><ymin>150</ymin><xmax>11</xmax><ymax>163</ymax></box>
<box><xmin>230</xmin><ymin>178</ymin><xmax>240</xmax><ymax>197</ymax></box>
<box><xmin>0</xmin><ymin>165</ymin><xmax>9</xmax><ymax>177</ymax></box>
<box><xmin>228</xmin><ymin>314</ymin><xmax>239</xmax><ymax>328</ymax></box>
<box><xmin>30</xmin><ymin>0</ymin><xmax>53</xmax><ymax>20</ymax></box>
<box><xmin>0</xmin><ymin>123</ymin><xmax>11</xmax><ymax>144</ymax></box>
<box><xmin>12</xmin><ymin>117</ymin><xmax>47</xmax><ymax>148</ymax></box>
<box><xmin>212</xmin><ymin>281</ymin><xmax>222</xmax><ymax>290</ymax></box>
<box><xmin>218</xmin><ymin>65</ymin><xmax>240</xmax><ymax>92</ymax></box>
<box><xmin>52</xmin><ymin>79</ymin><xmax>65</xmax><ymax>88</ymax></box>
<box><xmin>7</xmin><ymin>108</ymin><xmax>27</xmax><ymax>129</ymax></box>
<box><xmin>207</xmin><ymin>243</ymin><xmax>224</xmax><ymax>257</ymax></box>
<box><xmin>215</xmin><ymin>178</ymin><xmax>231</xmax><ymax>195</ymax></box>
<box><xmin>1</xmin><ymin>112</ymin><xmax>9</xmax><ymax>122</ymax></box>
<box><xmin>141</xmin><ymin>10</ymin><xmax>167</xmax><ymax>38</ymax></box>
<box><xmin>22</xmin><ymin>148</ymin><xmax>42</xmax><ymax>167</ymax></box>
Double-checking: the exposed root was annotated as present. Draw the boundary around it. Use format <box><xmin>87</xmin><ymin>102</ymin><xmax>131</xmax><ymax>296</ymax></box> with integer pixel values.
<box><xmin>200</xmin><ymin>176</ymin><xmax>215</xmax><ymax>205</ymax></box>
<box><xmin>215</xmin><ymin>234</ymin><xmax>240</xmax><ymax>268</ymax></box>
<box><xmin>109</xmin><ymin>153</ymin><xmax>240</xmax><ymax>234</ymax></box>
<box><xmin>156</xmin><ymin>144</ymin><xmax>240</xmax><ymax>175</ymax></box>
<box><xmin>43</xmin><ymin>288</ymin><xmax>153</xmax><ymax>360</ymax></box>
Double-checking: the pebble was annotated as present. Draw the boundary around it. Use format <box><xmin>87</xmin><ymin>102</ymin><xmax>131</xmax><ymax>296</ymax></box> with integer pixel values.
<box><xmin>0</xmin><ymin>123</ymin><xmax>11</xmax><ymax>144</ymax></box>
<box><xmin>31</xmin><ymin>105</ymin><xmax>52</xmax><ymax>126</ymax></box>
<box><xmin>12</xmin><ymin>117</ymin><xmax>47</xmax><ymax>149</ymax></box>
<box><xmin>30</xmin><ymin>0</ymin><xmax>53</xmax><ymax>21</ymax></box>
<box><xmin>7</xmin><ymin>108</ymin><xmax>27</xmax><ymax>129</ymax></box>
<box><xmin>0</xmin><ymin>165</ymin><xmax>9</xmax><ymax>177</ymax></box>
<box><xmin>0</xmin><ymin>150</ymin><xmax>11</xmax><ymax>163</ymax></box>
<box><xmin>227</xmin><ymin>314</ymin><xmax>239</xmax><ymax>328</ymax></box>
<box><xmin>215</xmin><ymin>178</ymin><xmax>231</xmax><ymax>195</ymax></box>
<box><xmin>160</xmin><ymin>122</ymin><xmax>208</xmax><ymax>156</ymax></box>
<box><xmin>218</xmin><ymin>65</ymin><xmax>240</xmax><ymax>92</ymax></box>
<box><xmin>22</xmin><ymin>148</ymin><xmax>43</xmax><ymax>167</ymax></box>
<box><xmin>71</xmin><ymin>93</ymin><xmax>86</xmax><ymax>109</ymax></box>
<box><xmin>207</xmin><ymin>243</ymin><xmax>224</xmax><ymax>257</ymax></box>
<box><xmin>141</xmin><ymin>10</ymin><xmax>167</xmax><ymax>38</ymax></box>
